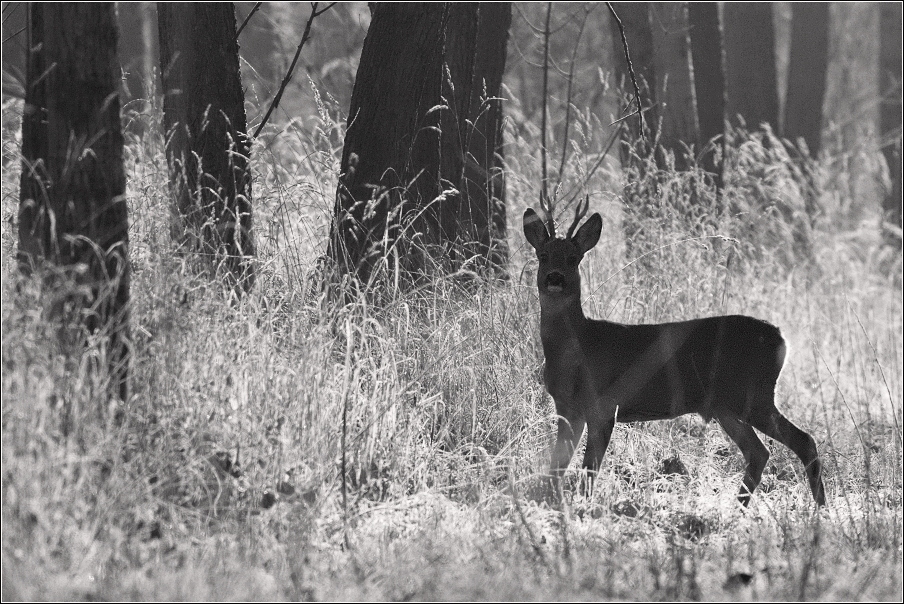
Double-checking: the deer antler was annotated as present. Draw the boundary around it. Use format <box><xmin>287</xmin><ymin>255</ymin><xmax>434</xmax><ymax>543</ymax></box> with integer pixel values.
<box><xmin>539</xmin><ymin>189</ymin><xmax>556</xmax><ymax>237</ymax></box>
<box><xmin>566</xmin><ymin>195</ymin><xmax>590</xmax><ymax>240</ymax></box>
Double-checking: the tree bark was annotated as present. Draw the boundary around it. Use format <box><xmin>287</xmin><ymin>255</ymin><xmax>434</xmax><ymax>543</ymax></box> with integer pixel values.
<box><xmin>158</xmin><ymin>2</ymin><xmax>254</xmax><ymax>292</ymax></box>
<box><xmin>880</xmin><ymin>2</ymin><xmax>902</xmax><ymax>250</ymax></box>
<box><xmin>688</xmin><ymin>2</ymin><xmax>725</xmax><ymax>189</ymax></box>
<box><xmin>463</xmin><ymin>2</ymin><xmax>511</xmax><ymax>272</ymax></box>
<box><xmin>783</xmin><ymin>2</ymin><xmax>829</xmax><ymax>157</ymax></box>
<box><xmin>18</xmin><ymin>3</ymin><xmax>130</xmax><ymax>402</ymax></box>
<box><xmin>328</xmin><ymin>3</ymin><xmax>507</xmax><ymax>287</ymax></box>
<box><xmin>723</xmin><ymin>3</ymin><xmax>779</xmax><ymax>131</ymax></box>
<box><xmin>649</xmin><ymin>2</ymin><xmax>698</xmax><ymax>170</ymax></box>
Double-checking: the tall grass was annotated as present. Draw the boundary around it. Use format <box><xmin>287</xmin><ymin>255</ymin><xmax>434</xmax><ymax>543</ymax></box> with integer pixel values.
<box><xmin>1</xmin><ymin>88</ymin><xmax>901</xmax><ymax>600</ymax></box>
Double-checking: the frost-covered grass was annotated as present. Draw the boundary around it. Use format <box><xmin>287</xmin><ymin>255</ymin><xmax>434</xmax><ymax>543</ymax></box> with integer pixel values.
<box><xmin>2</xmin><ymin>92</ymin><xmax>901</xmax><ymax>600</ymax></box>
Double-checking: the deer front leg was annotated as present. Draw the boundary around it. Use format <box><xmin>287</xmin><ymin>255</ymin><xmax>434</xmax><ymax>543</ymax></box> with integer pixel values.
<box><xmin>548</xmin><ymin>411</ymin><xmax>585</xmax><ymax>500</ymax></box>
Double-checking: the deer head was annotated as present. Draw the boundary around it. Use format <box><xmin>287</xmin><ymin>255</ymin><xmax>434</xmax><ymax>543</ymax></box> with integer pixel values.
<box><xmin>523</xmin><ymin>196</ymin><xmax>602</xmax><ymax>305</ymax></box>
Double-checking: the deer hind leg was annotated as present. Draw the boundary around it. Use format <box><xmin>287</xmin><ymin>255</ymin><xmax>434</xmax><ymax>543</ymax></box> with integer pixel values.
<box><xmin>716</xmin><ymin>411</ymin><xmax>770</xmax><ymax>507</ymax></box>
<box><xmin>581</xmin><ymin>416</ymin><xmax>615</xmax><ymax>495</ymax></box>
<box><xmin>750</xmin><ymin>409</ymin><xmax>826</xmax><ymax>506</ymax></box>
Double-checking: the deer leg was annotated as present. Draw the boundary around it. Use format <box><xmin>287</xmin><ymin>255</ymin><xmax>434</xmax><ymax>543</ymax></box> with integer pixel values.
<box><xmin>549</xmin><ymin>413</ymin><xmax>586</xmax><ymax>495</ymax></box>
<box><xmin>581</xmin><ymin>416</ymin><xmax>615</xmax><ymax>495</ymax></box>
<box><xmin>750</xmin><ymin>409</ymin><xmax>826</xmax><ymax>506</ymax></box>
<box><xmin>716</xmin><ymin>411</ymin><xmax>770</xmax><ymax>507</ymax></box>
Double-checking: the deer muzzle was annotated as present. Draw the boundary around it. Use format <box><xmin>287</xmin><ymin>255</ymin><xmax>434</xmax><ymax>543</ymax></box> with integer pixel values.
<box><xmin>545</xmin><ymin>271</ymin><xmax>566</xmax><ymax>293</ymax></box>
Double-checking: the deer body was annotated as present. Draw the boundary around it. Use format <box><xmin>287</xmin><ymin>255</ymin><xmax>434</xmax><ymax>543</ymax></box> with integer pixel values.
<box><xmin>525</xmin><ymin>203</ymin><xmax>826</xmax><ymax>506</ymax></box>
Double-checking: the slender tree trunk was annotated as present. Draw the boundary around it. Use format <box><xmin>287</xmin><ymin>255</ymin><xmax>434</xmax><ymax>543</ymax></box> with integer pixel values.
<box><xmin>688</xmin><ymin>2</ymin><xmax>725</xmax><ymax>190</ymax></box>
<box><xmin>723</xmin><ymin>3</ymin><xmax>779</xmax><ymax>131</ymax></box>
<box><xmin>649</xmin><ymin>2</ymin><xmax>698</xmax><ymax>170</ymax></box>
<box><xmin>18</xmin><ymin>3</ymin><xmax>130</xmax><ymax>403</ymax></box>
<box><xmin>158</xmin><ymin>3</ymin><xmax>254</xmax><ymax>292</ymax></box>
<box><xmin>117</xmin><ymin>2</ymin><xmax>159</xmax><ymax>102</ymax></box>
<box><xmin>783</xmin><ymin>2</ymin><xmax>829</xmax><ymax>157</ymax></box>
<box><xmin>328</xmin><ymin>3</ymin><xmax>505</xmax><ymax>288</ymax></box>
<box><xmin>880</xmin><ymin>2</ymin><xmax>903</xmax><ymax>250</ymax></box>
<box><xmin>463</xmin><ymin>2</ymin><xmax>511</xmax><ymax>272</ymax></box>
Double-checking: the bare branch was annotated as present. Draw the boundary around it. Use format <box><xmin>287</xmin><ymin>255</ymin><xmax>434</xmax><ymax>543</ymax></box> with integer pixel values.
<box><xmin>606</xmin><ymin>2</ymin><xmax>644</xmax><ymax>136</ymax></box>
<box><xmin>253</xmin><ymin>2</ymin><xmax>335</xmax><ymax>138</ymax></box>
<box><xmin>556</xmin><ymin>5</ymin><xmax>591</xmax><ymax>189</ymax></box>
<box><xmin>2</xmin><ymin>24</ymin><xmax>24</xmax><ymax>44</ymax></box>
<box><xmin>235</xmin><ymin>2</ymin><xmax>262</xmax><ymax>39</ymax></box>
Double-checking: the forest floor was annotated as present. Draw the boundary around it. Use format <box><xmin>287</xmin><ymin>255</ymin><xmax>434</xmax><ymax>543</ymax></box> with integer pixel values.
<box><xmin>2</xmin><ymin>97</ymin><xmax>902</xmax><ymax>601</ymax></box>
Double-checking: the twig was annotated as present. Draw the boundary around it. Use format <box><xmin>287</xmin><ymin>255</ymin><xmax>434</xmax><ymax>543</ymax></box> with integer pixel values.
<box><xmin>606</xmin><ymin>2</ymin><xmax>644</xmax><ymax>136</ymax></box>
<box><xmin>2</xmin><ymin>1</ymin><xmax>20</xmax><ymax>25</ymax></box>
<box><xmin>540</xmin><ymin>2</ymin><xmax>552</xmax><ymax>201</ymax></box>
<box><xmin>2</xmin><ymin>24</ymin><xmax>24</xmax><ymax>44</ymax></box>
<box><xmin>252</xmin><ymin>2</ymin><xmax>336</xmax><ymax>138</ymax></box>
<box><xmin>556</xmin><ymin>5</ymin><xmax>591</xmax><ymax>189</ymax></box>
<box><xmin>235</xmin><ymin>2</ymin><xmax>262</xmax><ymax>39</ymax></box>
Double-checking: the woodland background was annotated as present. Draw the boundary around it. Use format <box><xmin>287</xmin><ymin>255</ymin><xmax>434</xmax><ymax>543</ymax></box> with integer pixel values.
<box><xmin>1</xmin><ymin>2</ymin><xmax>902</xmax><ymax>600</ymax></box>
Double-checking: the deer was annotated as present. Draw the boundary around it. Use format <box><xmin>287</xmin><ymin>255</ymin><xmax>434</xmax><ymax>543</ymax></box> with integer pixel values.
<box><xmin>524</xmin><ymin>196</ymin><xmax>826</xmax><ymax>507</ymax></box>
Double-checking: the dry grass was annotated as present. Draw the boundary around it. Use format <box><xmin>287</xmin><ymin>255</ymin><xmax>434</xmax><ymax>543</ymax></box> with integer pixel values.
<box><xmin>1</xmin><ymin>91</ymin><xmax>902</xmax><ymax>601</ymax></box>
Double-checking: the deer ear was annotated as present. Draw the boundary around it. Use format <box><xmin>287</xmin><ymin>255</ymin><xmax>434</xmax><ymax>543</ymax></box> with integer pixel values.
<box><xmin>574</xmin><ymin>213</ymin><xmax>602</xmax><ymax>255</ymax></box>
<box><xmin>523</xmin><ymin>208</ymin><xmax>550</xmax><ymax>252</ymax></box>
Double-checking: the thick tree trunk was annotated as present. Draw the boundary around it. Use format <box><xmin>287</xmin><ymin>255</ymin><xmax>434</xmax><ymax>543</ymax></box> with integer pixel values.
<box><xmin>463</xmin><ymin>2</ymin><xmax>511</xmax><ymax>272</ymax></box>
<box><xmin>158</xmin><ymin>3</ymin><xmax>254</xmax><ymax>292</ymax></box>
<box><xmin>723</xmin><ymin>3</ymin><xmax>779</xmax><ymax>131</ymax></box>
<box><xmin>688</xmin><ymin>2</ymin><xmax>725</xmax><ymax>190</ymax></box>
<box><xmin>329</xmin><ymin>3</ymin><xmax>507</xmax><ymax>287</ymax></box>
<box><xmin>18</xmin><ymin>3</ymin><xmax>130</xmax><ymax>402</ymax></box>
<box><xmin>649</xmin><ymin>2</ymin><xmax>698</xmax><ymax>170</ymax></box>
<box><xmin>439</xmin><ymin>3</ymin><xmax>479</xmax><ymax>268</ymax></box>
<box><xmin>783</xmin><ymin>2</ymin><xmax>829</xmax><ymax>157</ymax></box>
<box><xmin>880</xmin><ymin>2</ymin><xmax>903</xmax><ymax>250</ymax></box>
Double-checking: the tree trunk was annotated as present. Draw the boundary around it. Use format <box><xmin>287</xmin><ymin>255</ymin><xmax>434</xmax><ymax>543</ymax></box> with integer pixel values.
<box><xmin>18</xmin><ymin>3</ymin><xmax>130</xmax><ymax>402</ymax></box>
<box><xmin>439</xmin><ymin>3</ymin><xmax>479</xmax><ymax>269</ymax></box>
<box><xmin>463</xmin><ymin>2</ymin><xmax>511</xmax><ymax>272</ymax></box>
<box><xmin>158</xmin><ymin>2</ymin><xmax>254</xmax><ymax>292</ymax></box>
<box><xmin>688</xmin><ymin>2</ymin><xmax>725</xmax><ymax>189</ymax></box>
<box><xmin>880</xmin><ymin>2</ymin><xmax>903</xmax><ymax>250</ymax></box>
<box><xmin>328</xmin><ymin>3</ymin><xmax>506</xmax><ymax>288</ymax></box>
<box><xmin>649</xmin><ymin>2</ymin><xmax>698</xmax><ymax>170</ymax></box>
<box><xmin>783</xmin><ymin>2</ymin><xmax>829</xmax><ymax>157</ymax></box>
<box><xmin>723</xmin><ymin>3</ymin><xmax>779</xmax><ymax>131</ymax></box>
<box><xmin>117</xmin><ymin>2</ymin><xmax>159</xmax><ymax>102</ymax></box>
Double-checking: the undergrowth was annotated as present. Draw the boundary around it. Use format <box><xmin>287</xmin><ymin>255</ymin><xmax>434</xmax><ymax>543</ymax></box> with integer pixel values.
<box><xmin>2</xmin><ymin>89</ymin><xmax>902</xmax><ymax>601</ymax></box>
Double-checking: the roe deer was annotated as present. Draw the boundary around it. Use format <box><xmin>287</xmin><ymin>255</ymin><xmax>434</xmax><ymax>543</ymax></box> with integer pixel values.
<box><xmin>524</xmin><ymin>197</ymin><xmax>826</xmax><ymax>507</ymax></box>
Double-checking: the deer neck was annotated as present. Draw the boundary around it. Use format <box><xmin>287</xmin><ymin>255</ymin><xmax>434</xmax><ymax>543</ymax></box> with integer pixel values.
<box><xmin>539</xmin><ymin>293</ymin><xmax>588</xmax><ymax>352</ymax></box>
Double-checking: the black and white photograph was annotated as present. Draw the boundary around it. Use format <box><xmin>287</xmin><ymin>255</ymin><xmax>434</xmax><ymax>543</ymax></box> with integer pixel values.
<box><xmin>1</xmin><ymin>2</ymin><xmax>901</xmax><ymax>600</ymax></box>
